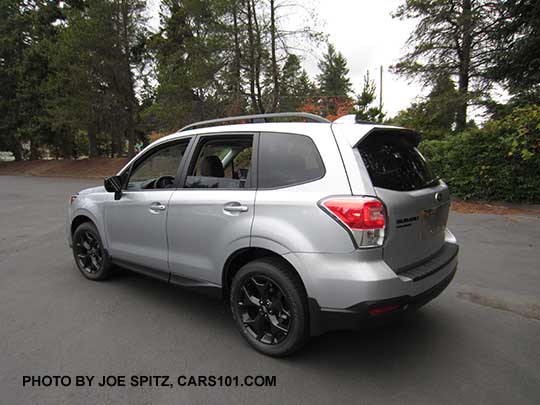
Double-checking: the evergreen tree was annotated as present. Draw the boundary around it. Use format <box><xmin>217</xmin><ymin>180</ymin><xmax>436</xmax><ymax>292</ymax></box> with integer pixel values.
<box><xmin>392</xmin><ymin>0</ymin><xmax>503</xmax><ymax>132</ymax></box>
<box><xmin>317</xmin><ymin>43</ymin><xmax>352</xmax><ymax>98</ymax></box>
<box><xmin>488</xmin><ymin>0</ymin><xmax>540</xmax><ymax>103</ymax></box>
<box><xmin>148</xmin><ymin>0</ymin><xmax>230</xmax><ymax>131</ymax></box>
<box><xmin>316</xmin><ymin>43</ymin><xmax>353</xmax><ymax>116</ymax></box>
<box><xmin>0</xmin><ymin>0</ymin><xmax>64</xmax><ymax>160</ymax></box>
<box><xmin>278</xmin><ymin>54</ymin><xmax>315</xmax><ymax>112</ymax></box>
<box><xmin>391</xmin><ymin>74</ymin><xmax>460</xmax><ymax>139</ymax></box>
<box><xmin>46</xmin><ymin>0</ymin><xmax>148</xmax><ymax>157</ymax></box>
<box><xmin>0</xmin><ymin>0</ymin><xmax>26</xmax><ymax>160</ymax></box>
<box><xmin>355</xmin><ymin>71</ymin><xmax>384</xmax><ymax>123</ymax></box>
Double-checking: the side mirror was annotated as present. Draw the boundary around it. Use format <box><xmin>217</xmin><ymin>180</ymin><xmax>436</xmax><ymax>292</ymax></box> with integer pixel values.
<box><xmin>104</xmin><ymin>175</ymin><xmax>123</xmax><ymax>200</ymax></box>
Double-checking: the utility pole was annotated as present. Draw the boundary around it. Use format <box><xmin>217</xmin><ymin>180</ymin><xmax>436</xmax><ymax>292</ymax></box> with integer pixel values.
<box><xmin>379</xmin><ymin>65</ymin><xmax>383</xmax><ymax>111</ymax></box>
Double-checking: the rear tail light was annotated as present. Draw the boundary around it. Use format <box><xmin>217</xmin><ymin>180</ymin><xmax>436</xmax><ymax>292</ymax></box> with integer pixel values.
<box><xmin>320</xmin><ymin>197</ymin><xmax>386</xmax><ymax>248</ymax></box>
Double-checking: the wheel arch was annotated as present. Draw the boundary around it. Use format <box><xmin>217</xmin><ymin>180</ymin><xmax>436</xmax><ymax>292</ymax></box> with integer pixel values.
<box><xmin>71</xmin><ymin>214</ymin><xmax>96</xmax><ymax>237</ymax></box>
<box><xmin>70</xmin><ymin>209</ymin><xmax>109</xmax><ymax>250</ymax></box>
<box><xmin>221</xmin><ymin>247</ymin><xmax>308</xmax><ymax>300</ymax></box>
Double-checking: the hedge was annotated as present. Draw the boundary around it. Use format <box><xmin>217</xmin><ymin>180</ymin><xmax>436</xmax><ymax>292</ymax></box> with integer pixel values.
<box><xmin>418</xmin><ymin>105</ymin><xmax>540</xmax><ymax>203</ymax></box>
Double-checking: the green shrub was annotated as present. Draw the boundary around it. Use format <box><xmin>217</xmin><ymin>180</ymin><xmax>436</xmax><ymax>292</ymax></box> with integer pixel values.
<box><xmin>419</xmin><ymin>105</ymin><xmax>540</xmax><ymax>202</ymax></box>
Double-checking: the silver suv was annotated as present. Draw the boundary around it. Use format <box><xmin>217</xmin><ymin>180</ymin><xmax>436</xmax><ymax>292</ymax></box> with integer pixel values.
<box><xmin>67</xmin><ymin>113</ymin><xmax>458</xmax><ymax>356</ymax></box>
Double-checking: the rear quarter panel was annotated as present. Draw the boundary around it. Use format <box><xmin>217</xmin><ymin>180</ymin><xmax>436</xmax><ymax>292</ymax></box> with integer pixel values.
<box><xmin>251</xmin><ymin>128</ymin><xmax>355</xmax><ymax>254</ymax></box>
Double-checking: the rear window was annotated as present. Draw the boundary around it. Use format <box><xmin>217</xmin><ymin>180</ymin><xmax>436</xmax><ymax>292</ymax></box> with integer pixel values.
<box><xmin>259</xmin><ymin>132</ymin><xmax>325</xmax><ymax>188</ymax></box>
<box><xmin>358</xmin><ymin>131</ymin><xmax>438</xmax><ymax>191</ymax></box>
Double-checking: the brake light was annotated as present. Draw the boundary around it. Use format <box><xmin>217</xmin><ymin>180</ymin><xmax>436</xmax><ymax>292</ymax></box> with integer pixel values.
<box><xmin>322</xmin><ymin>199</ymin><xmax>385</xmax><ymax>230</ymax></box>
<box><xmin>320</xmin><ymin>197</ymin><xmax>386</xmax><ymax>248</ymax></box>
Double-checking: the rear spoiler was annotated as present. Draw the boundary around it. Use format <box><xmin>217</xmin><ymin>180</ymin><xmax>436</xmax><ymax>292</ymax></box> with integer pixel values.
<box><xmin>332</xmin><ymin>116</ymin><xmax>422</xmax><ymax>147</ymax></box>
<box><xmin>355</xmin><ymin>128</ymin><xmax>422</xmax><ymax>148</ymax></box>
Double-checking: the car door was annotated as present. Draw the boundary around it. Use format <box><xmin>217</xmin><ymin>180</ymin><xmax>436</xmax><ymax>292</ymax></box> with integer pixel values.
<box><xmin>105</xmin><ymin>138</ymin><xmax>191</xmax><ymax>279</ymax></box>
<box><xmin>167</xmin><ymin>133</ymin><xmax>258</xmax><ymax>285</ymax></box>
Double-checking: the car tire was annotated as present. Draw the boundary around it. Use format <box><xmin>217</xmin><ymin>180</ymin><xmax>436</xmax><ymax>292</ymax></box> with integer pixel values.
<box><xmin>72</xmin><ymin>222</ymin><xmax>114</xmax><ymax>281</ymax></box>
<box><xmin>230</xmin><ymin>257</ymin><xmax>310</xmax><ymax>357</ymax></box>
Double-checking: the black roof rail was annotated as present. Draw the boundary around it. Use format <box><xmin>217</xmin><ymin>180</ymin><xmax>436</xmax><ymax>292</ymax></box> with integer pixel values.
<box><xmin>356</xmin><ymin>119</ymin><xmax>379</xmax><ymax>125</ymax></box>
<box><xmin>178</xmin><ymin>112</ymin><xmax>330</xmax><ymax>132</ymax></box>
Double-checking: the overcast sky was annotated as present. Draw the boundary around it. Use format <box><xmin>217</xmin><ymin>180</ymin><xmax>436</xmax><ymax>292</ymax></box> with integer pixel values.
<box><xmin>301</xmin><ymin>0</ymin><xmax>422</xmax><ymax>117</ymax></box>
<box><xmin>148</xmin><ymin>0</ymin><xmax>424</xmax><ymax>117</ymax></box>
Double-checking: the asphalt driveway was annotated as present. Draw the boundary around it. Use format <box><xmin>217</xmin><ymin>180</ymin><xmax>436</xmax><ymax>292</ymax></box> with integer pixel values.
<box><xmin>1</xmin><ymin>176</ymin><xmax>539</xmax><ymax>404</ymax></box>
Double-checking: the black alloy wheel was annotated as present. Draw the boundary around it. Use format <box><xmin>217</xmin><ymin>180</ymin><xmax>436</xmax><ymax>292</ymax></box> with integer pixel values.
<box><xmin>237</xmin><ymin>275</ymin><xmax>291</xmax><ymax>344</ymax></box>
<box><xmin>230</xmin><ymin>258</ymin><xmax>310</xmax><ymax>356</ymax></box>
<box><xmin>75</xmin><ymin>230</ymin><xmax>103</xmax><ymax>274</ymax></box>
<box><xmin>72</xmin><ymin>222</ymin><xmax>113</xmax><ymax>280</ymax></box>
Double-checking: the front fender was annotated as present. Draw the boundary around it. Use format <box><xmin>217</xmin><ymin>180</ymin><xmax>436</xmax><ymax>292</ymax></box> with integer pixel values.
<box><xmin>68</xmin><ymin>192</ymin><xmax>111</xmax><ymax>250</ymax></box>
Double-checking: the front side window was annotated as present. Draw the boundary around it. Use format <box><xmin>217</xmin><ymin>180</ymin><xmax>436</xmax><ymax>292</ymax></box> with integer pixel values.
<box><xmin>127</xmin><ymin>140</ymin><xmax>189</xmax><ymax>190</ymax></box>
<box><xmin>185</xmin><ymin>136</ymin><xmax>254</xmax><ymax>189</ymax></box>
<box><xmin>258</xmin><ymin>132</ymin><xmax>325</xmax><ymax>188</ymax></box>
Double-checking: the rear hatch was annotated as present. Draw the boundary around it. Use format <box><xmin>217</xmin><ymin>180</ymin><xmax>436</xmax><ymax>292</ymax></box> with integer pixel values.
<box><xmin>357</xmin><ymin>129</ymin><xmax>450</xmax><ymax>272</ymax></box>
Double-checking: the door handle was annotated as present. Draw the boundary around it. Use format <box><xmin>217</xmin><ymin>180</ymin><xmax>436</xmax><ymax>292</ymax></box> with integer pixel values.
<box><xmin>149</xmin><ymin>202</ymin><xmax>167</xmax><ymax>212</ymax></box>
<box><xmin>223</xmin><ymin>203</ymin><xmax>249</xmax><ymax>213</ymax></box>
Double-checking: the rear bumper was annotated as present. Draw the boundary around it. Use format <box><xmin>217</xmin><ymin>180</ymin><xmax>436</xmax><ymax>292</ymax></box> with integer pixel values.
<box><xmin>284</xmin><ymin>230</ymin><xmax>459</xmax><ymax>336</ymax></box>
<box><xmin>308</xmin><ymin>265</ymin><xmax>457</xmax><ymax>335</ymax></box>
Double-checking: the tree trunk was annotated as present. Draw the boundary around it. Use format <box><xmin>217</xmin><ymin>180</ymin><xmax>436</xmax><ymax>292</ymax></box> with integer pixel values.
<box><xmin>232</xmin><ymin>4</ymin><xmax>241</xmax><ymax>89</ymax></box>
<box><xmin>194</xmin><ymin>89</ymin><xmax>205</xmax><ymax>121</ymax></box>
<box><xmin>111</xmin><ymin>134</ymin><xmax>119</xmax><ymax>158</ymax></box>
<box><xmin>456</xmin><ymin>0</ymin><xmax>472</xmax><ymax>132</ymax></box>
<box><xmin>125</xmin><ymin>95</ymin><xmax>136</xmax><ymax>157</ymax></box>
<box><xmin>88</xmin><ymin>128</ymin><xmax>98</xmax><ymax>158</ymax></box>
<box><xmin>251</xmin><ymin>0</ymin><xmax>265</xmax><ymax>113</ymax></box>
<box><xmin>9</xmin><ymin>139</ymin><xmax>23</xmax><ymax>161</ymax></box>
<box><xmin>228</xmin><ymin>3</ymin><xmax>243</xmax><ymax>116</ymax></box>
<box><xmin>61</xmin><ymin>137</ymin><xmax>73</xmax><ymax>160</ymax></box>
<box><xmin>245</xmin><ymin>0</ymin><xmax>258</xmax><ymax>112</ymax></box>
<box><xmin>270</xmin><ymin>0</ymin><xmax>279</xmax><ymax>112</ymax></box>
<box><xmin>121</xmin><ymin>0</ymin><xmax>135</xmax><ymax>157</ymax></box>
<box><xmin>29</xmin><ymin>141</ymin><xmax>41</xmax><ymax>160</ymax></box>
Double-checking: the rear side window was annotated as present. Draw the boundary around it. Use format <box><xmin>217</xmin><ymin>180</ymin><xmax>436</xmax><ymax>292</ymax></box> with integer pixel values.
<box><xmin>185</xmin><ymin>135</ymin><xmax>254</xmax><ymax>189</ymax></box>
<box><xmin>258</xmin><ymin>133</ymin><xmax>325</xmax><ymax>188</ymax></box>
<box><xmin>358</xmin><ymin>131</ymin><xmax>437</xmax><ymax>191</ymax></box>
